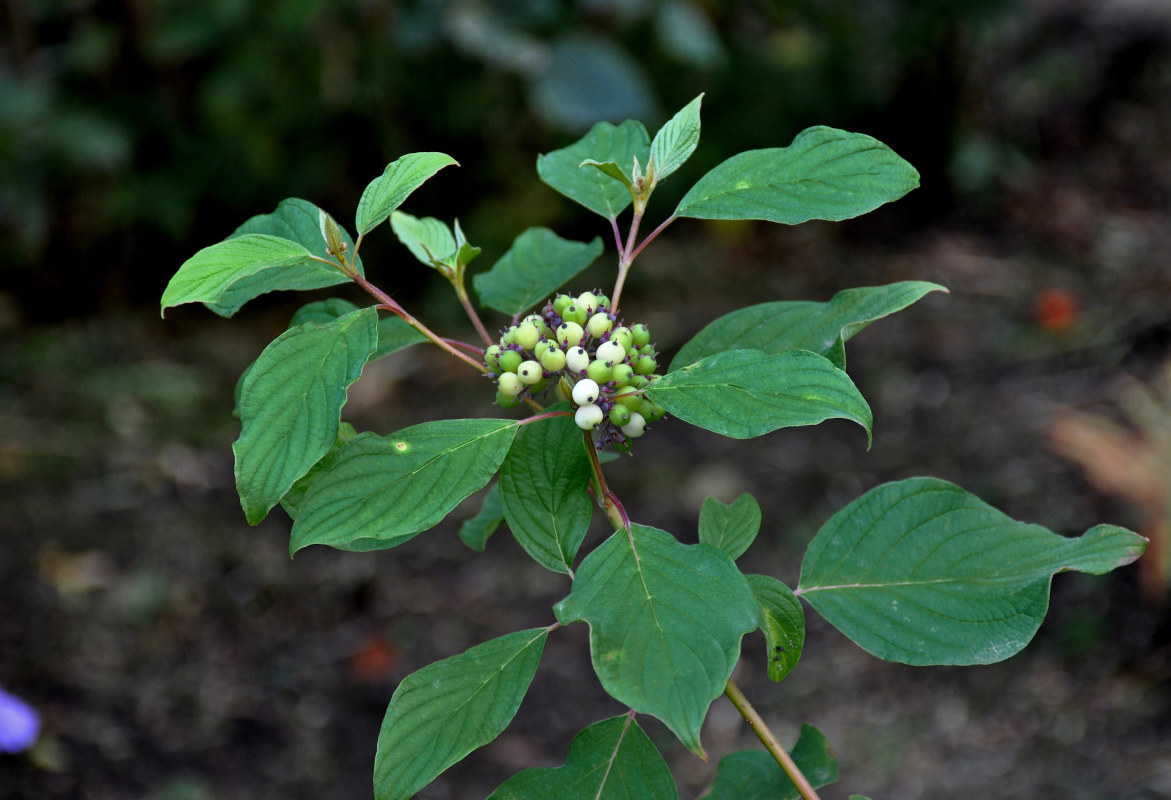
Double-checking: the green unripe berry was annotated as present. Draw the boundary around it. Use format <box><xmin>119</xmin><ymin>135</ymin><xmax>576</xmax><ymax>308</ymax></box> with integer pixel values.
<box><xmin>517</xmin><ymin>360</ymin><xmax>543</xmax><ymax>385</ymax></box>
<box><xmin>621</xmin><ymin>411</ymin><xmax>647</xmax><ymax>438</ymax></box>
<box><xmin>628</xmin><ymin>374</ymin><xmax>649</xmax><ymax>390</ymax></box>
<box><xmin>616</xmin><ymin>393</ymin><xmax>642</xmax><ymax>411</ymax></box>
<box><xmin>539</xmin><ymin>347</ymin><xmax>566</xmax><ymax>372</ymax></box>
<box><xmin>553</xmin><ymin>294</ymin><xmax>573</xmax><ymax>316</ymax></box>
<box><xmin>594</xmin><ymin>293</ymin><xmax>611</xmax><ymax>310</ymax></box>
<box><xmin>634</xmin><ymin>355</ymin><xmax>657</xmax><ymax>375</ymax></box>
<box><xmin>534</xmin><ymin>340</ymin><xmax>554</xmax><ymax>359</ymax></box>
<box><xmin>557</xmin><ymin>321</ymin><xmax>585</xmax><ymax>348</ymax></box>
<box><xmin>496</xmin><ymin>390</ymin><xmax>520</xmax><ymax>409</ymax></box>
<box><xmin>503</xmin><ymin>325</ymin><xmax>522</xmax><ymax>346</ymax></box>
<box><xmin>585</xmin><ymin>359</ymin><xmax>612</xmax><ymax>383</ymax></box>
<box><xmin>515</xmin><ymin>321</ymin><xmax>541</xmax><ymax>351</ymax></box>
<box><xmin>575</xmin><ymin>291</ymin><xmax>599</xmax><ymax>314</ymax></box>
<box><xmin>640</xmin><ymin>399</ymin><xmax>666</xmax><ymax>422</ymax></box>
<box><xmin>638</xmin><ymin>344</ymin><xmax>655</xmax><ymax>357</ymax></box>
<box><xmin>572</xmin><ymin>378</ymin><xmax>601</xmax><ymax>406</ymax></box>
<box><xmin>497</xmin><ymin>372</ymin><xmax>524</xmax><ymax>397</ymax></box>
<box><xmin>586</xmin><ymin>312</ymin><xmax>613</xmax><ymax>339</ymax></box>
<box><xmin>631</xmin><ymin>323</ymin><xmax>651</xmax><ymax>347</ymax></box>
<box><xmin>575</xmin><ymin>403</ymin><xmax>604</xmax><ymax>431</ymax></box>
<box><xmin>561</xmin><ymin>304</ymin><xmax>588</xmax><ymax>326</ymax></box>
<box><xmin>610</xmin><ymin>363</ymin><xmax>634</xmax><ymax>386</ymax></box>
<box><xmin>530</xmin><ymin>377</ymin><xmax>549</xmax><ymax>394</ymax></box>
<box><xmin>497</xmin><ymin>350</ymin><xmax>523</xmax><ymax>373</ymax></box>
<box><xmin>595</xmin><ymin>340</ymin><xmax>626</xmax><ymax>366</ymax></box>
<box><xmin>485</xmin><ymin>344</ymin><xmax>503</xmax><ymax>371</ymax></box>
<box><xmin>609</xmin><ymin>405</ymin><xmax>632</xmax><ymax>426</ymax></box>
<box><xmin>565</xmin><ymin>345</ymin><xmax>590</xmax><ymax>374</ymax></box>
<box><xmin>609</xmin><ymin>327</ymin><xmax>633</xmax><ymax>352</ymax></box>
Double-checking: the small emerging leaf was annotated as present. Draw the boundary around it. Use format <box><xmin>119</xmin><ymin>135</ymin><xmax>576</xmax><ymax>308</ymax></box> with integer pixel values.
<box><xmin>374</xmin><ymin>628</ymin><xmax>548</xmax><ymax>800</ymax></box>
<box><xmin>647</xmin><ymin>349</ymin><xmax>872</xmax><ymax>443</ymax></box>
<box><xmin>390</xmin><ymin>211</ymin><xmax>456</xmax><ymax>267</ymax></box>
<box><xmin>474</xmin><ymin>228</ymin><xmax>603</xmax><ymax>317</ymax></box>
<box><xmin>798</xmin><ymin>477</ymin><xmax>1148</xmax><ymax>665</ymax></box>
<box><xmin>649</xmin><ymin>93</ymin><xmax>703</xmax><ymax>186</ymax></box>
<box><xmin>537</xmin><ymin>120</ymin><xmax>650</xmax><ymax>219</ymax></box>
<box><xmin>676</xmin><ymin>126</ymin><xmax>919</xmax><ymax>224</ymax></box>
<box><xmin>488</xmin><ymin>716</ymin><xmax>677</xmax><ymax>800</ymax></box>
<box><xmin>702</xmin><ymin>724</ymin><xmax>838</xmax><ymax>800</ymax></box>
<box><xmin>356</xmin><ymin>152</ymin><xmax>458</xmax><ymax>236</ymax></box>
<box><xmin>698</xmin><ymin>492</ymin><xmax>761</xmax><ymax>561</ymax></box>
<box><xmin>746</xmin><ymin>574</ymin><xmax>804</xmax><ymax>682</ymax></box>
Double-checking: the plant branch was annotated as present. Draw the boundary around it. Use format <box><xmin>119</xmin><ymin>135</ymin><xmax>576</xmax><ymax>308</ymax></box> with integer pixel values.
<box><xmin>611</xmin><ymin>211</ymin><xmax>644</xmax><ymax>313</ymax></box>
<box><xmin>452</xmin><ymin>271</ymin><xmax>494</xmax><ymax>347</ymax></box>
<box><xmin>723</xmin><ymin>680</ymin><xmax>822</xmax><ymax>800</ymax></box>
<box><xmin>628</xmin><ymin>214</ymin><xmax>676</xmax><ymax>263</ymax></box>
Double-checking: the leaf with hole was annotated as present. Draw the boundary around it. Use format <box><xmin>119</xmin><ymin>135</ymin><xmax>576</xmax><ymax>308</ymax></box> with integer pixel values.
<box><xmin>798</xmin><ymin>477</ymin><xmax>1147</xmax><ymax>665</ymax></box>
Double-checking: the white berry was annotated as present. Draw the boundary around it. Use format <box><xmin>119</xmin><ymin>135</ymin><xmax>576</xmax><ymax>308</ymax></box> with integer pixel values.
<box><xmin>575</xmin><ymin>403</ymin><xmax>604</xmax><ymax>430</ymax></box>
<box><xmin>572</xmin><ymin>378</ymin><xmax>600</xmax><ymax>406</ymax></box>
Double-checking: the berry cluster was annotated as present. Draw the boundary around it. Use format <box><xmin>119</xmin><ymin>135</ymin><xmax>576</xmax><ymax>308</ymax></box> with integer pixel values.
<box><xmin>485</xmin><ymin>291</ymin><xmax>666</xmax><ymax>450</ymax></box>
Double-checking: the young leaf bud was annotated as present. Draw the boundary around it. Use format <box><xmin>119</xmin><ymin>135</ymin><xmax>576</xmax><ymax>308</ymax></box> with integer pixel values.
<box><xmin>557</xmin><ymin>376</ymin><xmax>574</xmax><ymax>403</ymax></box>
<box><xmin>621</xmin><ymin>411</ymin><xmax>647</xmax><ymax>438</ymax></box>
<box><xmin>497</xmin><ymin>350</ymin><xmax>523</xmax><ymax>374</ymax></box>
<box><xmin>631</xmin><ymin>323</ymin><xmax>651</xmax><ymax>347</ymax></box>
<box><xmin>595</xmin><ymin>340</ymin><xmax>626</xmax><ymax>366</ymax></box>
<box><xmin>575</xmin><ymin>403</ymin><xmax>604</xmax><ymax>431</ymax></box>
<box><xmin>572</xmin><ymin>378</ymin><xmax>601</xmax><ymax>406</ymax></box>
<box><xmin>497</xmin><ymin>372</ymin><xmax>524</xmax><ymax>398</ymax></box>
<box><xmin>517</xmin><ymin>360</ymin><xmax>543</xmax><ymax>385</ymax></box>
<box><xmin>565</xmin><ymin>345</ymin><xmax>590</xmax><ymax>374</ymax></box>
<box><xmin>539</xmin><ymin>346</ymin><xmax>566</xmax><ymax>372</ymax></box>
<box><xmin>557</xmin><ymin>321</ymin><xmax>585</xmax><ymax>348</ymax></box>
<box><xmin>585</xmin><ymin>359</ymin><xmax>612</xmax><ymax>384</ymax></box>
<box><xmin>586</xmin><ymin>312</ymin><xmax>613</xmax><ymax>339</ymax></box>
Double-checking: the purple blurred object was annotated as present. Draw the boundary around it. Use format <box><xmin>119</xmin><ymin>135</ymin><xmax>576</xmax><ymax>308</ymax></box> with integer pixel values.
<box><xmin>0</xmin><ymin>688</ymin><xmax>40</xmax><ymax>753</ymax></box>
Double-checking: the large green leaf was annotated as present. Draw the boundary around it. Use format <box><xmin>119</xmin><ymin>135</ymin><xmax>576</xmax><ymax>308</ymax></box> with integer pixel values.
<box><xmin>356</xmin><ymin>152</ymin><xmax>459</xmax><ymax>236</ymax></box>
<box><xmin>233</xmin><ymin>307</ymin><xmax>378</xmax><ymax>525</ymax></box>
<box><xmin>746</xmin><ymin>574</ymin><xmax>804</xmax><ymax>682</ymax></box>
<box><xmin>280</xmin><ymin>422</ymin><xmax>357</xmax><ymax>521</ymax></box>
<box><xmin>649</xmin><ymin>93</ymin><xmax>703</xmax><ymax>186</ymax></box>
<box><xmin>537</xmin><ymin>120</ymin><xmax>650</xmax><ymax>219</ymax></box>
<box><xmin>499</xmin><ymin>412</ymin><xmax>593</xmax><ymax>574</ymax></box>
<box><xmin>290</xmin><ymin>419</ymin><xmax>519</xmax><ymax>554</ymax></box>
<box><xmin>698</xmin><ymin>492</ymin><xmax>761</xmax><ymax>561</ymax></box>
<box><xmin>554</xmin><ymin>524</ymin><xmax>758</xmax><ymax>755</ymax></box>
<box><xmin>206</xmin><ymin>198</ymin><xmax>363</xmax><ymax>317</ymax></box>
<box><xmin>675</xmin><ymin>126</ymin><xmax>919</xmax><ymax>224</ymax></box>
<box><xmin>458</xmin><ymin>483</ymin><xmax>505</xmax><ymax>552</ymax></box>
<box><xmin>701</xmin><ymin>724</ymin><xmax>838</xmax><ymax>800</ymax></box>
<box><xmin>798</xmin><ymin>478</ymin><xmax>1148</xmax><ymax>665</ymax></box>
<box><xmin>473</xmin><ymin>228</ymin><xmax>603</xmax><ymax>316</ymax></box>
<box><xmin>288</xmin><ymin>298</ymin><xmax>427</xmax><ymax>359</ymax></box>
<box><xmin>161</xmin><ymin>234</ymin><xmax>321</xmax><ymax>316</ymax></box>
<box><xmin>671</xmin><ymin>282</ymin><xmax>946</xmax><ymax>372</ymax></box>
<box><xmin>488</xmin><ymin>715</ymin><xmax>676</xmax><ymax>800</ymax></box>
<box><xmin>374</xmin><ymin>628</ymin><xmax>548</xmax><ymax>800</ymax></box>
<box><xmin>646</xmin><ymin>350</ymin><xmax>872</xmax><ymax>442</ymax></box>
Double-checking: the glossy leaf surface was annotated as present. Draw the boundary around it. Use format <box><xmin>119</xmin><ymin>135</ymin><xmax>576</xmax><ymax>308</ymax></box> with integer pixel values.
<box><xmin>671</xmin><ymin>282</ymin><xmax>946</xmax><ymax>371</ymax></box>
<box><xmin>647</xmin><ymin>350</ymin><xmax>872</xmax><ymax>442</ymax></box>
<box><xmin>747</xmin><ymin>574</ymin><xmax>804</xmax><ymax>682</ymax></box>
<box><xmin>499</xmin><ymin>413</ymin><xmax>593</xmax><ymax>574</ymax></box>
<box><xmin>474</xmin><ymin>228</ymin><xmax>603</xmax><ymax>316</ymax></box>
<box><xmin>675</xmin><ymin>126</ymin><xmax>919</xmax><ymax>224</ymax></box>
<box><xmin>356</xmin><ymin>152</ymin><xmax>458</xmax><ymax>236</ymax></box>
<box><xmin>798</xmin><ymin>477</ymin><xmax>1147</xmax><ymax>665</ymax></box>
<box><xmin>488</xmin><ymin>715</ymin><xmax>676</xmax><ymax>800</ymax></box>
<box><xmin>374</xmin><ymin>628</ymin><xmax>548</xmax><ymax>800</ymax></box>
<box><xmin>234</xmin><ymin>307</ymin><xmax>378</xmax><ymax>525</ymax></box>
<box><xmin>698</xmin><ymin>492</ymin><xmax>761</xmax><ymax>561</ymax></box>
<box><xmin>554</xmin><ymin>525</ymin><xmax>758</xmax><ymax>755</ymax></box>
<box><xmin>290</xmin><ymin>419</ymin><xmax>518</xmax><ymax>554</ymax></box>
<box><xmin>537</xmin><ymin>120</ymin><xmax>650</xmax><ymax>219</ymax></box>
<box><xmin>702</xmin><ymin>724</ymin><xmax>837</xmax><ymax>800</ymax></box>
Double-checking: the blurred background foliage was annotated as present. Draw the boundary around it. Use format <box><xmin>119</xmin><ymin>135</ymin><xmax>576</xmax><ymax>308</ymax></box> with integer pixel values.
<box><xmin>10</xmin><ymin>0</ymin><xmax>1159</xmax><ymax>321</ymax></box>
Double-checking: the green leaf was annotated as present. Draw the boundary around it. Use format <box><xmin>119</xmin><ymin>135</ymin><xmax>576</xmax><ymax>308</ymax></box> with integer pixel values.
<box><xmin>537</xmin><ymin>119</ymin><xmax>650</xmax><ymax>219</ymax></box>
<box><xmin>205</xmin><ymin>198</ymin><xmax>363</xmax><ymax>317</ymax></box>
<box><xmin>798</xmin><ymin>477</ymin><xmax>1148</xmax><ymax>665</ymax></box>
<box><xmin>671</xmin><ymin>282</ymin><xmax>947</xmax><ymax>372</ymax></box>
<box><xmin>579</xmin><ymin>159</ymin><xmax>634</xmax><ymax>193</ymax></box>
<box><xmin>374</xmin><ymin>627</ymin><xmax>548</xmax><ymax>800</ymax></box>
<box><xmin>161</xmin><ymin>234</ymin><xmax>320</xmax><ymax>316</ymax></box>
<box><xmin>499</xmin><ymin>413</ymin><xmax>593</xmax><ymax>574</ymax></box>
<box><xmin>390</xmin><ymin>211</ymin><xmax>456</xmax><ymax>268</ymax></box>
<box><xmin>280</xmin><ymin>422</ymin><xmax>358</xmax><ymax>521</ymax></box>
<box><xmin>458</xmin><ymin>483</ymin><xmax>505</xmax><ymax>552</ymax></box>
<box><xmin>290</xmin><ymin>419</ymin><xmax>519</xmax><ymax>554</ymax></box>
<box><xmin>473</xmin><ymin>228</ymin><xmax>603</xmax><ymax>317</ymax></box>
<box><xmin>649</xmin><ymin>93</ymin><xmax>703</xmax><ymax>186</ymax></box>
<box><xmin>646</xmin><ymin>350</ymin><xmax>872</xmax><ymax>443</ymax></box>
<box><xmin>675</xmin><ymin>126</ymin><xmax>919</xmax><ymax>224</ymax></box>
<box><xmin>288</xmin><ymin>298</ymin><xmax>427</xmax><ymax>359</ymax></box>
<box><xmin>698</xmin><ymin>492</ymin><xmax>761</xmax><ymax>561</ymax></box>
<box><xmin>233</xmin><ymin>307</ymin><xmax>378</xmax><ymax>525</ymax></box>
<box><xmin>746</xmin><ymin>575</ymin><xmax>804</xmax><ymax>682</ymax></box>
<box><xmin>356</xmin><ymin>152</ymin><xmax>459</xmax><ymax>236</ymax></box>
<box><xmin>702</xmin><ymin>724</ymin><xmax>838</xmax><ymax>800</ymax></box>
<box><xmin>554</xmin><ymin>524</ymin><xmax>758</xmax><ymax>755</ymax></box>
<box><xmin>488</xmin><ymin>715</ymin><xmax>677</xmax><ymax>800</ymax></box>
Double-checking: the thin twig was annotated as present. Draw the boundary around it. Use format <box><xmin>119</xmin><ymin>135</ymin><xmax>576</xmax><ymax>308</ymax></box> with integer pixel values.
<box><xmin>724</xmin><ymin>680</ymin><xmax>822</xmax><ymax>800</ymax></box>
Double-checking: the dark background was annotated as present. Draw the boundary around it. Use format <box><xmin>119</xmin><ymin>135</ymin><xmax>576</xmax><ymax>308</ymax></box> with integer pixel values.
<box><xmin>2</xmin><ymin>1</ymin><xmax>1170</xmax><ymax>798</ymax></box>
